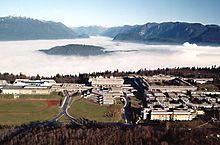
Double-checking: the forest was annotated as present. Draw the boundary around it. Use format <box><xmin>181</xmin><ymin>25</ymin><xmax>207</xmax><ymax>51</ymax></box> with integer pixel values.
<box><xmin>0</xmin><ymin>66</ymin><xmax>220</xmax><ymax>84</ymax></box>
<box><xmin>0</xmin><ymin>122</ymin><xmax>220</xmax><ymax>145</ymax></box>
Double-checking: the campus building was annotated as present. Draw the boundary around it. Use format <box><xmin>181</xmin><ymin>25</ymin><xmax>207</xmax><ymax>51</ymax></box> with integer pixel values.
<box><xmin>88</xmin><ymin>76</ymin><xmax>135</xmax><ymax>105</ymax></box>
<box><xmin>1</xmin><ymin>85</ymin><xmax>51</xmax><ymax>94</ymax></box>
<box><xmin>13</xmin><ymin>79</ymin><xmax>56</xmax><ymax>87</ymax></box>
<box><xmin>147</xmin><ymin>110</ymin><xmax>194</xmax><ymax>121</ymax></box>
<box><xmin>0</xmin><ymin>79</ymin><xmax>55</xmax><ymax>95</ymax></box>
<box><xmin>143</xmin><ymin>75</ymin><xmax>197</xmax><ymax>93</ymax></box>
<box><xmin>144</xmin><ymin>74</ymin><xmax>175</xmax><ymax>83</ymax></box>
<box><xmin>89</xmin><ymin>76</ymin><xmax>124</xmax><ymax>89</ymax></box>
<box><xmin>50</xmin><ymin>83</ymin><xmax>92</xmax><ymax>92</ymax></box>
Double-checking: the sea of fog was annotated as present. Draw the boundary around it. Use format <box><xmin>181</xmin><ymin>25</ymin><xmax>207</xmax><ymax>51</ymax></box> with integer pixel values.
<box><xmin>0</xmin><ymin>36</ymin><xmax>219</xmax><ymax>76</ymax></box>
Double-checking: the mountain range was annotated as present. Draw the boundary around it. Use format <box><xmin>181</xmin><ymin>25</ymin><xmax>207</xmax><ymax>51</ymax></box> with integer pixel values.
<box><xmin>109</xmin><ymin>22</ymin><xmax>220</xmax><ymax>44</ymax></box>
<box><xmin>73</xmin><ymin>22</ymin><xmax>220</xmax><ymax>45</ymax></box>
<box><xmin>0</xmin><ymin>16</ymin><xmax>87</xmax><ymax>41</ymax></box>
<box><xmin>1</xmin><ymin>16</ymin><xmax>220</xmax><ymax>44</ymax></box>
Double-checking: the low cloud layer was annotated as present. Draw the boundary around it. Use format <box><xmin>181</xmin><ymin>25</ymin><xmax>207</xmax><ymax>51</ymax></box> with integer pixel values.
<box><xmin>183</xmin><ymin>42</ymin><xmax>198</xmax><ymax>48</ymax></box>
<box><xmin>0</xmin><ymin>37</ymin><xmax>219</xmax><ymax>76</ymax></box>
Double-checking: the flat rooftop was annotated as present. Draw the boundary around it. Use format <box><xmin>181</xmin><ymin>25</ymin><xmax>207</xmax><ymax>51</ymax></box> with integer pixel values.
<box><xmin>147</xmin><ymin>78</ymin><xmax>191</xmax><ymax>87</ymax></box>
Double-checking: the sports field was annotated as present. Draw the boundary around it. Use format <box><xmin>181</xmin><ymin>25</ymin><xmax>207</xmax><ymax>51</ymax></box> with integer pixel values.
<box><xmin>0</xmin><ymin>99</ymin><xmax>60</xmax><ymax>125</ymax></box>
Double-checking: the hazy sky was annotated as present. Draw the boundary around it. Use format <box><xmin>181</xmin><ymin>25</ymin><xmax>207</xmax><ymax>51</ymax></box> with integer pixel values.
<box><xmin>0</xmin><ymin>0</ymin><xmax>220</xmax><ymax>27</ymax></box>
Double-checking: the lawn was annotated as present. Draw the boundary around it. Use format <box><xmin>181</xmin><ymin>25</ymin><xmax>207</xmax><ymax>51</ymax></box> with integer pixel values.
<box><xmin>0</xmin><ymin>107</ymin><xmax>59</xmax><ymax>125</ymax></box>
<box><xmin>19</xmin><ymin>92</ymin><xmax>61</xmax><ymax>99</ymax></box>
<box><xmin>68</xmin><ymin>97</ymin><xmax>123</xmax><ymax>122</ymax></box>
<box><xmin>58</xmin><ymin>115</ymin><xmax>70</xmax><ymax>123</ymax></box>
<box><xmin>0</xmin><ymin>100</ymin><xmax>60</xmax><ymax>125</ymax></box>
<box><xmin>0</xmin><ymin>100</ymin><xmax>47</xmax><ymax>113</ymax></box>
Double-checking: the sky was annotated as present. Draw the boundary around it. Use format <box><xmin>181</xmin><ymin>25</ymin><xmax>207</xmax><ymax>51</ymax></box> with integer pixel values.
<box><xmin>0</xmin><ymin>0</ymin><xmax>220</xmax><ymax>27</ymax></box>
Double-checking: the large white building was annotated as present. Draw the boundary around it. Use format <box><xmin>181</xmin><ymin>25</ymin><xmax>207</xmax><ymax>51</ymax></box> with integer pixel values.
<box><xmin>148</xmin><ymin>85</ymin><xmax>197</xmax><ymax>93</ymax></box>
<box><xmin>89</xmin><ymin>76</ymin><xmax>124</xmax><ymax>89</ymax></box>
<box><xmin>143</xmin><ymin>109</ymin><xmax>194</xmax><ymax>121</ymax></box>
<box><xmin>172</xmin><ymin>110</ymin><xmax>193</xmax><ymax>121</ymax></box>
<box><xmin>150</xmin><ymin>110</ymin><xmax>173</xmax><ymax>121</ymax></box>
<box><xmin>1</xmin><ymin>85</ymin><xmax>51</xmax><ymax>94</ymax></box>
<box><xmin>51</xmin><ymin>83</ymin><xmax>92</xmax><ymax>92</ymax></box>
<box><xmin>88</xmin><ymin>76</ymin><xmax>135</xmax><ymax>105</ymax></box>
<box><xmin>0</xmin><ymin>79</ymin><xmax>55</xmax><ymax>95</ymax></box>
<box><xmin>144</xmin><ymin>74</ymin><xmax>175</xmax><ymax>83</ymax></box>
<box><xmin>184</xmin><ymin>78</ymin><xmax>214</xmax><ymax>84</ymax></box>
<box><xmin>13</xmin><ymin>79</ymin><xmax>56</xmax><ymax>87</ymax></box>
<box><xmin>143</xmin><ymin>76</ymin><xmax>197</xmax><ymax>93</ymax></box>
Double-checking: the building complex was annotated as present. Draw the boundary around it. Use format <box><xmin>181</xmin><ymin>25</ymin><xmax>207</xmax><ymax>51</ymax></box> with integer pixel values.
<box><xmin>141</xmin><ymin>75</ymin><xmax>220</xmax><ymax>121</ymax></box>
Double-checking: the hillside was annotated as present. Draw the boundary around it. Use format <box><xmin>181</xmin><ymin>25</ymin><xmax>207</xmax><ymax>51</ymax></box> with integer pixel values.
<box><xmin>0</xmin><ymin>16</ymin><xmax>85</xmax><ymax>41</ymax></box>
<box><xmin>102</xmin><ymin>25</ymin><xmax>138</xmax><ymax>38</ymax></box>
<box><xmin>39</xmin><ymin>44</ymin><xmax>108</xmax><ymax>56</ymax></box>
<box><xmin>0</xmin><ymin>123</ymin><xmax>220</xmax><ymax>145</ymax></box>
<box><xmin>102</xmin><ymin>22</ymin><xmax>220</xmax><ymax>44</ymax></box>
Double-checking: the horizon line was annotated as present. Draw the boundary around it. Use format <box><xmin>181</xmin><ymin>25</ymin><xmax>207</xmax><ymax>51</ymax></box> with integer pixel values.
<box><xmin>1</xmin><ymin>15</ymin><xmax>219</xmax><ymax>28</ymax></box>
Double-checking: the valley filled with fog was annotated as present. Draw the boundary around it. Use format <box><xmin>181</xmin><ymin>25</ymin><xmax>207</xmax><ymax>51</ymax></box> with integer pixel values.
<box><xmin>0</xmin><ymin>37</ymin><xmax>219</xmax><ymax>76</ymax></box>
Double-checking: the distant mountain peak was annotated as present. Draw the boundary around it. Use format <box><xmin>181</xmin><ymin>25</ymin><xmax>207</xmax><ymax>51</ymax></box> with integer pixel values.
<box><xmin>0</xmin><ymin>16</ymin><xmax>87</xmax><ymax>41</ymax></box>
<box><xmin>102</xmin><ymin>22</ymin><xmax>220</xmax><ymax>45</ymax></box>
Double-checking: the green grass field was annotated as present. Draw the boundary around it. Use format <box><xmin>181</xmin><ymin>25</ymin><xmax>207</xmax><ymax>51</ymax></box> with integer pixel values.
<box><xmin>68</xmin><ymin>97</ymin><xmax>123</xmax><ymax>122</ymax></box>
<box><xmin>0</xmin><ymin>100</ymin><xmax>60</xmax><ymax>125</ymax></box>
<box><xmin>0</xmin><ymin>100</ymin><xmax>47</xmax><ymax>113</ymax></box>
<box><xmin>58</xmin><ymin>115</ymin><xmax>70</xmax><ymax>123</ymax></box>
<box><xmin>0</xmin><ymin>107</ymin><xmax>59</xmax><ymax>125</ymax></box>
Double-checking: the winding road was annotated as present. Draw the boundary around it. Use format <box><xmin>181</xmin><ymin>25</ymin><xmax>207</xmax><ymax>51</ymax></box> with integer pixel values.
<box><xmin>49</xmin><ymin>90</ymin><xmax>81</xmax><ymax>124</ymax></box>
<box><xmin>121</xmin><ymin>93</ymin><xmax>132</xmax><ymax>124</ymax></box>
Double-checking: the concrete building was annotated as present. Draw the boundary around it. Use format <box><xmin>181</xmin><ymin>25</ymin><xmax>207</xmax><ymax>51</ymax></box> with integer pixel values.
<box><xmin>144</xmin><ymin>74</ymin><xmax>175</xmax><ymax>83</ymax></box>
<box><xmin>0</xmin><ymin>79</ymin><xmax>55</xmax><ymax>95</ymax></box>
<box><xmin>148</xmin><ymin>85</ymin><xmax>197</xmax><ymax>93</ymax></box>
<box><xmin>89</xmin><ymin>89</ymin><xmax>123</xmax><ymax>105</ymax></box>
<box><xmin>1</xmin><ymin>85</ymin><xmax>51</xmax><ymax>94</ymax></box>
<box><xmin>51</xmin><ymin>83</ymin><xmax>92</xmax><ymax>92</ymax></box>
<box><xmin>99</xmin><ymin>92</ymin><xmax>116</xmax><ymax>105</ymax></box>
<box><xmin>142</xmin><ymin>108</ymin><xmax>151</xmax><ymax>120</ymax></box>
<box><xmin>144</xmin><ymin>109</ymin><xmax>194</xmax><ymax>121</ymax></box>
<box><xmin>150</xmin><ymin>110</ymin><xmax>172</xmax><ymax>121</ymax></box>
<box><xmin>13</xmin><ymin>79</ymin><xmax>56</xmax><ymax>87</ymax></box>
<box><xmin>141</xmin><ymin>75</ymin><xmax>219</xmax><ymax>122</ymax></box>
<box><xmin>172</xmin><ymin>110</ymin><xmax>193</xmax><ymax>121</ymax></box>
<box><xmin>185</xmin><ymin>78</ymin><xmax>213</xmax><ymax>84</ymax></box>
<box><xmin>88</xmin><ymin>76</ymin><xmax>135</xmax><ymax>105</ymax></box>
<box><xmin>89</xmin><ymin>76</ymin><xmax>124</xmax><ymax>89</ymax></box>
<box><xmin>144</xmin><ymin>76</ymin><xmax>197</xmax><ymax>93</ymax></box>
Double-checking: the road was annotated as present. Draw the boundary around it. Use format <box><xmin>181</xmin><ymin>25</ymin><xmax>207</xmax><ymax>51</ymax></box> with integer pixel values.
<box><xmin>132</xmin><ymin>76</ymin><xmax>148</xmax><ymax>107</ymax></box>
<box><xmin>49</xmin><ymin>90</ymin><xmax>81</xmax><ymax>124</ymax></box>
<box><xmin>121</xmin><ymin>94</ymin><xmax>132</xmax><ymax>124</ymax></box>
<box><xmin>126</xmin><ymin>76</ymin><xmax>150</xmax><ymax>123</ymax></box>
